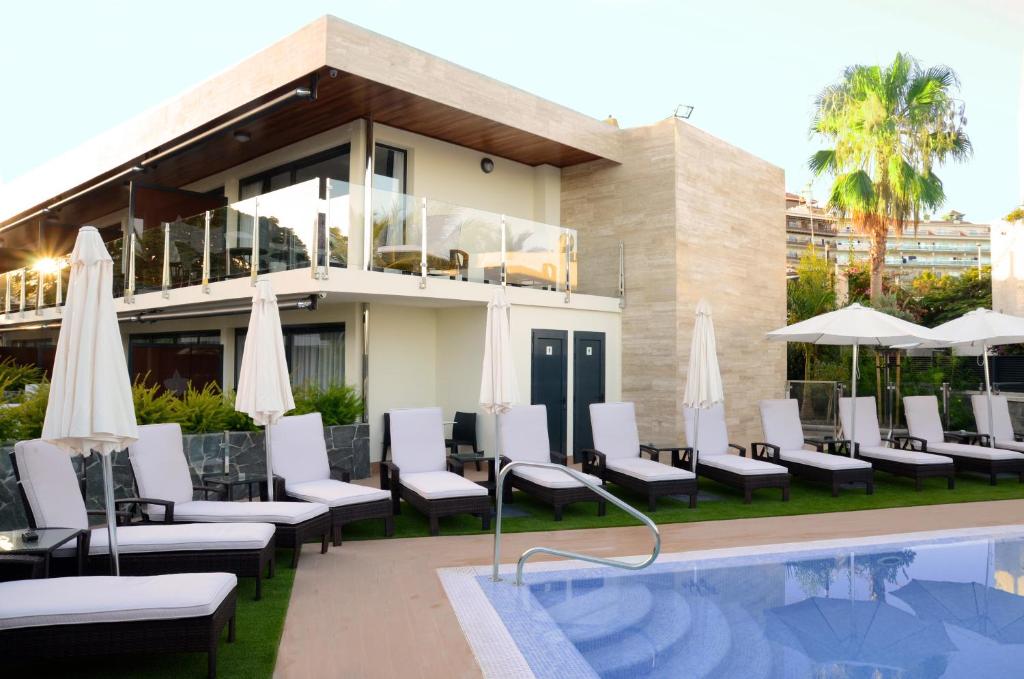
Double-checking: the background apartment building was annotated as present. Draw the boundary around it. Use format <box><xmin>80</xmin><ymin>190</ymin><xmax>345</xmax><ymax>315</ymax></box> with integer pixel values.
<box><xmin>0</xmin><ymin>16</ymin><xmax>785</xmax><ymax>458</ymax></box>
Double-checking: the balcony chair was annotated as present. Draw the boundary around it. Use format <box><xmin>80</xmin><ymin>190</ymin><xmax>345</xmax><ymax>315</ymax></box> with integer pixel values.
<box><xmin>268</xmin><ymin>412</ymin><xmax>394</xmax><ymax>546</ymax></box>
<box><xmin>753</xmin><ymin>399</ymin><xmax>873</xmax><ymax>496</ymax></box>
<box><xmin>127</xmin><ymin>423</ymin><xmax>331</xmax><ymax>568</ymax></box>
<box><xmin>10</xmin><ymin>440</ymin><xmax>275</xmax><ymax>599</ymax></box>
<box><xmin>585</xmin><ymin>402</ymin><xmax>698</xmax><ymax>511</ymax></box>
<box><xmin>838</xmin><ymin>397</ymin><xmax>955</xmax><ymax>490</ymax></box>
<box><xmin>498</xmin><ymin>405</ymin><xmax>606</xmax><ymax>520</ymax></box>
<box><xmin>0</xmin><ymin>573</ymin><xmax>237</xmax><ymax>679</ymax></box>
<box><xmin>381</xmin><ymin>407</ymin><xmax>491</xmax><ymax>536</ymax></box>
<box><xmin>971</xmin><ymin>394</ymin><xmax>1024</xmax><ymax>452</ymax></box>
<box><xmin>447</xmin><ymin>411</ymin><xmax>484</xmax><ymax>471</ymax></box>
<box><xmin>683</xmin><ymin>403</ymin><xmax>791</xmax><ymax>504</ymax></box>
<box><xmin>903</xmin><ymin>395</ymin><xmax>1024</xmax><ymax>485</ymax></box>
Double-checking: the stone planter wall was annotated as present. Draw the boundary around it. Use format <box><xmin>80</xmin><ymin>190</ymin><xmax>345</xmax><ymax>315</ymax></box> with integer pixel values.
<box><xmin>0</xmin><ymin>423</ymin><xmax>369</xmax><ymax>531</ymax></box>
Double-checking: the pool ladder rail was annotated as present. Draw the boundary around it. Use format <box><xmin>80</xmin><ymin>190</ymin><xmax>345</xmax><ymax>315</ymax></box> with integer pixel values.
<box><xmin>491</xmin><ymin>460</ymin><xmax>662</xmax><ymax>585</ymax></box>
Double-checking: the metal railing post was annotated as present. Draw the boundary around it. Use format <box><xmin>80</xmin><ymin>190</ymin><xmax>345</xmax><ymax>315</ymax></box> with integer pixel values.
<box><xmin>126</xmin><ymin>232</ymin><xmax>136</xmax><ymax>303</ymax></box>
<box><xmin>500</xmin><ymin>214</ymin><xmax>507</xmax><ymax>287</ymax></box>
<box><xmin>55</xmin><ymin>260</ymin><xmax>63</xmax><ymax>312</ymax></box>
<box><xmin>34</xmin><ymin>269</ymin><xmax>42</xmax><ymax>315</ymax></box>
<box><xmin>618</xmin><ymin>241</ymin><xmax>626</xmax><ymax>309</ymax></box>
<box><xmin>202</xmin><ymin>211</ymin><xmax>211</xmax><ymax>293</ymax></box>
<box><xmin>4</xmin><ymin>272</ymin><xmax>11</xmax><ymax>317</ymax></box>
<box><xmin>564</xmin><ymin>229</ymin><xmax>572</xmax><ymax>304</ymax></box>
<box><xmin>18</xmin><ymin>269</ymin><xmax>26</xmax><ymax>316</ymax></box>
<box><xmin>161</xmin><ymin>222</ymin><xmax>171</xmax><ymax>298</ymax></box>
<box><xmin>363</xmin><ymin>180</ymin><xmax>372</xmax><ymax>272</ymax></box>
<box><xmin>250</xmin><ymin>203</ymin><xmax>260</xmax><ymax>286</ymax></box>
<box><xmin>492</xmin><ymin>461</ymin><xmax>661</xmax><ymax>585</ymax></box>
<box><xmin>941</xmin><ymin>381</ymin><xmax>951</xmax><ymax>429</ymax></box>
<box><xmin>419</xmin><ymin>196</ymin><xmax>428</xmax><ymax>289</ymax></box>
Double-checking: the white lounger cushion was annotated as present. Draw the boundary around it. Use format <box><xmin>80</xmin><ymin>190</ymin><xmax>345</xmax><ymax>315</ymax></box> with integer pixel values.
<box><xmin>500</xmin><ymin>405</ymin><xmax>553</xmax><ymax>464</ymax></box>
<box><xmin>759</xmin><ymin>399</ymin><xmax>807</xmax><ymax>451</ymax></box>
<box><xmin>400</xmin><ymin>471</ymin><xmax>488</xmax><ymax>500</ymax></box>
<box><xmin>56</xmin><ymin>522</ymin><xmax>275</xmax><ymax>557</ymax></box>
<box><xmin>683</xmin><ymin>403</ymin><xmax>730</xmax><ymax>456</ymax></box>
<box><xmin>128</xmin><ymin>423</ymin><xmax>196</xmax><ymax>510</ymax></box>
<box><xmin>390</xmin><ymin>407</ymin><xmax>448</xmax><ymax>473</ymax></box>
<box><xmin>0</xmin><ymin>573</ymin><xmax>237</xmax><ymax>631</ymax></box>
<box><xmin>269</xmin><ymin>413</ymin><xmax>332</xmax><ymax>485</ymax></box>
<box><xmin>286</xmin><ymin>479</ymin><xmax>391</xmax><ymax>507</ymax></box>
<box><xmin>513</xmin><ymin>466</ymin><xmax>603</xmax><ymax>488</ymax></box>
<box><xmin>920</xmin><ymin>441</ymin><xmax>1024</xmax><ymax>461</ymax></box>
<box><xmin>159</xmin><ymin>500</ymin><xmax>327</xmax><ymax>524</ymax></box>
<box><xmin>857</xmin><ymin>445</ymin><xmax>952</xmax><ymax>465</ymax></box>
<box><xmin>838</xmin><ymin>397</ymin><xmax>885</xmax><ymax>448</ymax></box>
<box><xmin>699</xmin><ymin>455</ymin><xmax>787</xmax><ymax>476</ymax></box>
<box><xmin>992</xmin><ymin>440</ymin><xmax>1024</xmax><ymax>453</ymax></box>
<box><xmin>13</xmin><ymin>440</ymin><xmax>90</xmax><ymax>530</ymax></box>
<box><xmin>590</xmin><ymin>402</ymin><xmax>642</xmax><ymax>460</ymax></box>
<box><xmin>605</xmin><ymin>457</ymin><xmax>696</xmax><ymax>482</ymax></box>
<box><xmin>778</xmin><ymin>450</ymin><xmax>871</xmax><ymax>470</ymax></box>
<box><xmin>971</xmin><ymin>394</ymin><xmax>1017</xmax><ymax>441</ymax></box>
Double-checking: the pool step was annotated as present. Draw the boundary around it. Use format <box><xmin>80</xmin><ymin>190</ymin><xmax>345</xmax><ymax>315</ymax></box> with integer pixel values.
<box><xmin>547</xmin><ymin>583</ymin><xmax>655</xmax><ymax>646</ymax></box>
<box><xmin>704</xmin><ymin>603</ymin><xmax>773</xmax><ymax>679</ymax></box>
<box><xmin>644</xmin><ymin>595</ymin><xmax>731</xmax><ymax>679</ymax></box>
<box><xmin>582</xmin><ymin>590</ymin><xmax>692</xmax><ymax>679</ymax></box>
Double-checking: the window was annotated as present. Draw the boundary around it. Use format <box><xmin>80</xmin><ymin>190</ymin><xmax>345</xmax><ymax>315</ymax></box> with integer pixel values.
<box><xmin>373</xmin><ymin>144</ymin><xmax>409</xmax><ymax>253</ymax></box>
<box><xmin>234</xmin><ymin>324</ymin><xmax>344</xmax><ymax>390</ymax></box>
<box><xmin>129</xmin><ymin>332</ymin><xmax>223</xmax><ymax>394</ymax></box>
<box><xmin>239</xmin><ymin>145</ymin><xmax>351</xmax><ymax>200</ymax></box>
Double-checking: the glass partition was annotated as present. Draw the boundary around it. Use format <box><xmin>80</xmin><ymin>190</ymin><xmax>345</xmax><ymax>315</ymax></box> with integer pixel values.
<box><xmin>504</xmin><ymin>216</ymin><xmax>575</xmax><ymax>291</ymax></box>
<box><xmin>23</xmin><ymin>270</ymin><xmax>37</xmax><ymax>312</ymax></box>
<box><xmin>325</xmin><ymin>179</ymin><xmax>351</xmax><ymax>268</ymax></box>
<box><xmin>425</xmin><ymin>199</ymin><xmax>502</xmax><ymax>284</ymax></box>
<box><xmin>371</xmin><ymin>187</ymin><xmax>423</xmax><ymax>274</ymax></box>
<box><xmin>133</xmin><ymin>224</ymin><xmax>164</xmax><ymax>295</ymax></box>
<box><xmin>254</xmin><ymin>178</ymin><xmax>319</xmax><ymax>274</ymax></box>
<box><xmin>167</xmin><ymin>215</ymin><xmax>205</xmax><ymax>289</ymax></box>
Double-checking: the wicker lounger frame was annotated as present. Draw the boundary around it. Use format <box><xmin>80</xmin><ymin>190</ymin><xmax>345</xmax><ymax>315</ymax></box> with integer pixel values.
<box><xmin>751</xmin><ymin>440</ymin><xmax>874</xmax><ymax>497</ymax></box>
<box><xmin>9</xmin><ymin>452</ymin><xmax>275</xmax><ymax>600</ymax></box>
<box><xmin>273</xmin><ymin>473</ymin><xmax>395</xmax><ymax>547</ymax></box>
<box><xmin>0</xmin><ymin>586</ymin><xmax>237</xmax><ymax>679</ymax></box>
<box><xmin>580</xmin><ymin>446</ymin><xmax>699</xmax><ymax>511</ymax></box>
<box><xmin>381</xmin><ymin>456</ymin><xmax>491</xmax><ymax>536</ymax></box>
<box><xmin>690</xmin><ymin>444</ymin><xmax>790</xmax><ymax>504</ymax></box>
<box><xmin>499</xmin><ymin>454</ymin><xmax>607</xmax><ymax>520</ymax></box>
<box><xmin>899</xmin><ymin>435</ymin><xmax>1024</xmax><ymax>486</ymax></box>
<box><xmin>852</xmin><ymin>438</ymin><xmax>956</xmax><ymax>490</ymax></box>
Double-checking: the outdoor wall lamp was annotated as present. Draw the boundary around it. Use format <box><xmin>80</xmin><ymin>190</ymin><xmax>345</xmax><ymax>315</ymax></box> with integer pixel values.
<box><xmin>674</xmin><ymin>104</ymin><xmax>694</xmax><ymax>119</ymax></box>
<box><xmin>480</xmin><ymin>157</ymin><xmax>495</xmax><ymax>173</ymax></box>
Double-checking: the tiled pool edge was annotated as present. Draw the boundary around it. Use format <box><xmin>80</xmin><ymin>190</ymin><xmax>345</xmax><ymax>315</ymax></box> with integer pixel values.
<box><xmin>439</xmin><ymin>524</ymin><xmax>1024</xmax><ymax>678</ymax></box>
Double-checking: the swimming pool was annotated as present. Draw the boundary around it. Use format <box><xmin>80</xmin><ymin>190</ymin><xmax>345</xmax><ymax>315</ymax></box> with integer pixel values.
<box><xmin>440</xmin><ymin>527</ymin><xmax>1024</xmax><ymax>678</ymax></box>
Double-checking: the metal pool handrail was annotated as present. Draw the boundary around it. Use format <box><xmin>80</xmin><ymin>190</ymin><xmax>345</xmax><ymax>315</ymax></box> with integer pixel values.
<box><xmin>491</xmin><ymin>460</ymin><xmax>661</xmax><ymax>585</ymax></box>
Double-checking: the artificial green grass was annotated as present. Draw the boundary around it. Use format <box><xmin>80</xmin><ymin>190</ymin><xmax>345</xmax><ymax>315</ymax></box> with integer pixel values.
<box><xmin>341</xmin><ymin>471</ymin><xmax>1024</xmax><ymax>541</ymax></box>
<box><xmin>19</xmin><ymin>549</ymin><xmax>295</xmax><ymax>679</ymax></box>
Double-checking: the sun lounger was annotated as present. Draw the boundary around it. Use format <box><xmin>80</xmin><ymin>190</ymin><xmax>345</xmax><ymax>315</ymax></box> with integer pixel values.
<box><xmin>839</xmin><ymin>397</ymin><xmax>955</xmax><ymax>490</ymax></box>
<box><xmin>904</xmin><ymin>395</ymin><xmax>1024</xmax><ymax>485</ymax></box>
<box><xmin>0</xmin><ymin>572</ymin><xmax>236</xmax><ymax>679</ymax></box>
<box><xmin>266</xmin><ymin>412</ymin><xmax>395</xmax><ymax>546</ymax></box>
<box><xmin>11</xmin><ymin>440</ymin><xmax>275</xmax><ymax>599</ymax></box>
<box><xmin>498</xmin><ymin>405</ymin><xmax>606</xmax><ymax>520</ymax></box>
<box><xmin>684</xmin><ymin>403</ymin><xmax>790</xmax><ymax>503</ymax></box>
<box><xmin>585</xmin><ymin>402</ymin><xmax>698</xmax><ymax>510</ymax></box>
<box><xmin>971</xmin><ymin>394</ymin><xmax>1024</xmax><ymax>452</ymax></box>
<box><xmin>754</xmin><ymin>399</ymin><xmax>873</xmax><ymax>496</ymax></box>
<box><xmin>381</xmin><ymin>407</ymin><xmax>491</xmax><ymax>536</ymax></box>
<box><xmin>129</xmin><ymin>423</ymin><xmax>331</xmax><ymax>568</ymax></box>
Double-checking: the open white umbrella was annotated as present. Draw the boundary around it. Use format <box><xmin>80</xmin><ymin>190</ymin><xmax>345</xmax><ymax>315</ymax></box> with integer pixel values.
<box><xmin>235</xmin><ymin>278</ymin><xmax>294</xmax><ymax>500</ymax></box>
<box><xmin>932</xmin><ymin>308</ymin><xmax>1024</xmax><ymax>448</ymax></box>
<box><xmin>683</xmin><ymin>299</ymin><xmax>725</xmax><ymax>465</ymax></box>
<box><xmin>767</xmin><ymin>303</ymin><xmax>937</xmax><ymax>455</ymax></box>
<box><xmin>42</xmin><ymin>226</ymin><xmax>138</xmax><ymax>575</ymax></box>
<box><xmin>479</xmin><ymin>288</ymin><xmax>519</xmax><ymax>482</ymax></box>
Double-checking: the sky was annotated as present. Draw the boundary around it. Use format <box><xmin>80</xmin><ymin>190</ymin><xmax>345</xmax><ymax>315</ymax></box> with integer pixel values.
<box><xmin>0</xmin><ymin>0</ymin><xmax>1021</xmax><ymax>222</ymax></box>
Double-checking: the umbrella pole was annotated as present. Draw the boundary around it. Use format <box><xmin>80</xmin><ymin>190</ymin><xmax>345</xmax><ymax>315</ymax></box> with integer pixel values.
<box><xmin>693</xmin><ymin>410</ymin><xmax>700</xmax><ymax>467</ymax></box>
<box><xmin>983</xmin><ymin>344</ymin><xmax>995</xmax><ymax>448</ymax></box>
<box><xmin>494</xmin><ymin>412</ymin><xmax>501</xmax><ymax>498</ymax></box>
<box><xmin>265</xmin><ymin>423</ymin><xmax>275</xmax><ymax>501</ymax></box>
<box><xmin>101</xmin><ymin>452</ymin><xmax>120</xmax><ymax>576</ymax></box>
<box><xmin>850</xmin><ymin>343</ymin><xmax>858</xmax><ymax>457</ymax></box>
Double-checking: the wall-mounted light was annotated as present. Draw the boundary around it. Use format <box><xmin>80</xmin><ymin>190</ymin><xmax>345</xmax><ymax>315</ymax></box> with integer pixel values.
<box><xmin>480</xmin><ymin>157</ymin><xmax>495</xmax><ymax>174</ymax></box>
<box><xmin>673</xmin><ymin>105</ymin><xmax>694</xmax><ymax>120</ymax></box>
<box><xmin>233</xmin><ymin>130</ymin><xmax>252</xmax><ymax>143</ymax></box>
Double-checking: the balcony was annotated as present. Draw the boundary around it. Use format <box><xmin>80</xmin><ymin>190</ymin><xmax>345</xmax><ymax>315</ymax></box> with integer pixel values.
<box><xmin>1</xmin><ymin>178</ymin><xmax>614</xmax><ymax>320</ymax></box>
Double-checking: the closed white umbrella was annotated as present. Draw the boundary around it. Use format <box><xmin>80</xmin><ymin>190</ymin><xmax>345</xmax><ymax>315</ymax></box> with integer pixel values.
<box><xmin>479</xmin><ymin>288</ymin><xmax>519</xmax><ymax>481</ymax></box>
<box><xmin>42</xmin><ymin>226</ymin><xmax>138</xmax><ymax>575</ymax></box>
<box><xmin>683</xmin><ymin>300</ymin><xmax>725</xmax><ymax>465</ymax></box>
<box><xmin>766</xmin><ymin>303</ymin><xmax>937</xmax><ymax>455</ymax></box>
<box><xmin>932</xmin><ymin>308</ymin><xmax>1024</xmax><ymax>448</ymax></box>
<box><xmin>235</xmin><ymin>278</ymin><xmax>294</xmax><ymax>500</ymax></box>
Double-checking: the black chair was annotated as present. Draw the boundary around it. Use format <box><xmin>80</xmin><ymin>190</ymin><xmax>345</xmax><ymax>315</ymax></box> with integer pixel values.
<box><xmin>446</xmin><ymin>411</ymin><xmax>484</xmax><ymax>471</ymax></box>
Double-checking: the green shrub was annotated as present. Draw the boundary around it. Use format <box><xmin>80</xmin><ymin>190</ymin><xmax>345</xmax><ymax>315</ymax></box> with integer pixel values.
<box><xmin>219</xmin><ymin>389</ymin><xmax>258</xmax><ymax>432</ymax></box>
<box><xmin>171</xmin><ymin>383</ymin><xmax>231</xmax><ymax>434</ymax></box>
<box><xmin>0</xmin><ymin>356</ymin><xmax>45</xmax><ymax>395</ymax></box>
<box><xmin>132</xmin><ymin>376</ymin><xmax>179</xmax><ymax>425</ymax></box>
<box><xmin>14</xmin><ymin>382</ymin><xmax>50</xmax><ymax>440</ymax></box>
<box><xmin>292</xmin><ymin>383</ymin><xmax>364</xmax><ymax>426</ymax></box>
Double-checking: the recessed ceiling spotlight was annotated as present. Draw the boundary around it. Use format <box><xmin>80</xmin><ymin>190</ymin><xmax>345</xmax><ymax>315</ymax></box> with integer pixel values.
<box><xmin>480</xmin><ymin>157</ymin><xmax>495</xmax><ymax>174</ymax></box>
<box><xmin>673</xmin><ymin>105</ymin><xmax>694</xmax><ymax>120</ymax></box>
<box><xmin>233</xmin><ymin>131</ymin><xmax>252</xmax><ymax>143</ymax></box>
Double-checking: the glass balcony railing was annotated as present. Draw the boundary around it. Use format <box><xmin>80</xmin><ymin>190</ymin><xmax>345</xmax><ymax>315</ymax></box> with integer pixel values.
<box><xmin>1</xmin><ymin>176</ymin><xmax>612</xmax><ymax>319</ymax></box>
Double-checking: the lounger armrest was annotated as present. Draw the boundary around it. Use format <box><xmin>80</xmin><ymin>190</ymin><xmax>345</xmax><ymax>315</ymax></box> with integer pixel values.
<box><xmin>823</xmin><ymin>439</ymin><xmax>856</xmax><ymax>456</ymax></box>
<box><xmin>750</xmin><ymin>442</ymin><xmax>780</xmax><ymax>462</ymax></box>
<box><xmin>446</xmin><ymin>455</ymin><xmax>466</xmax><ymax>476</ymax></box>
<box><xmin>639</xmin><ymin>444</ymin><xmax>661</xmax><ymax>462</ymax></box>
<box><xmin>803</xmin><ymin>436</ymin><xmax>832</xmax><ymax>452</ymax></box>
<box><xmin>87</xmin><ymin>508</ymin><xmax>142</xmax><ymax>526</ymax></box>
<box><xmin>673</xmin><ymin>447</ymin><xmax>695</xmax><ymax>471</ymax></box>
<box><xmin>549</xmin><ymin>451</ymin><xmax>568</xmax><ymax>465</ymax></box>
<box><xmin>124</xmin><ymin>497</ymin><xmax>175</xmax><ymax>523</ymax></box>
<box><xmin>976</xmin><ymin>433</ymin><xmax>993</xmax><ymax>447</ymax></box>
<box><xmin>380</xmin><ymin>461</ymin><xmax>400</xmax><ymax>490</ymax></box>
<box><xmin>729</xmin><ymin>443</ymin><xmax>747</xmax><ymax>457</ymax></box>
<box><xmin>893</xmin><ymin>435</ymin><xmax>927</xmax><ymax>451</ymax></box>
<box><xmin>580</xmin><ymin>448</ymin><xmax>607</xmax><ymax>479</ymax></box>
<box><xmin>191</xmin><ymin>483</ymin><xmax>224</xmax><ymax>500</ymax></box>
<box><xmin>944</xmin><ymin>430</ymin><xmax>977</xmax><ymax>444</ymax></box>
<box><xmin>329</xmin><ymin>465</ymin><xmax>353</xmax><ymax>483</ymax></box>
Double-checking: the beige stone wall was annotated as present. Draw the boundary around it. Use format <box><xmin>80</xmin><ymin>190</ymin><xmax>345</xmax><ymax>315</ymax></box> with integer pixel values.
<box><xmin>991</xmin><ymin>220</ymin><xmax>1024</xmax><ymax>315</ymax></box>
<box><xmin>562</xmin><ymin>118</ymin><xmax>786</xmax><ymax>448</ymax></box>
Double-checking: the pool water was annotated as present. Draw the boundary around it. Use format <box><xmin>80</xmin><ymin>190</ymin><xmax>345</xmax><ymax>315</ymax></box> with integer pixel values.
<box><xmin>460</xmin><ymin>529</ymin><xmax>1024</xmax><ymax>678</ymax></box>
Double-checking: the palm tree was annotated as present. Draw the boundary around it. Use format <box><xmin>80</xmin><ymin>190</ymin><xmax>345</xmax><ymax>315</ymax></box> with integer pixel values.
<box><xmin>809</xmin><ymin>53</ymin><xmax>972</xmax><ymax>301</ymax></box>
